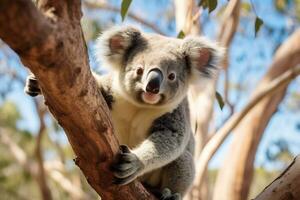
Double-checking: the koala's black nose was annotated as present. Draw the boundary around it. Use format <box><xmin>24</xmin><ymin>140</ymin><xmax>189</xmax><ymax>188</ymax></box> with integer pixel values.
<box><xmin>145</xmin><ymin>69</ymin><xmax>163</xmax><ymax>94</ymax></box>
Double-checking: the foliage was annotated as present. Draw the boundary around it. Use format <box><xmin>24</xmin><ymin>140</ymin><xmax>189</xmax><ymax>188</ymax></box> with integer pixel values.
<box><xmin>275</xmin><ymin>0</ymin><xmax>300</xmax><ymax>21</ymax></box>
<box><xmin>177</xmin><ymin>30</ymin><xmax>185</xmax><ymax>39</ymax></box>
<box><xmin>215</xmin><ymin>91</ymin><xmax>224</xmax><ymax>110</ymax></box>
<box><xmin>198</xmin><ymin>0</ymin><xmax>218</xmax><ymax>13</ymax></box>
<box><xmin>0</xmin><ymin>101</ymin><xmax>21</xmax><ymax>129</ymax></box>
<box><xmin>255</xmin><ymin>17</ymin><xmax>264</xmax><ymax>37</ymax></box>
<box><xmin>121</xmin><ymin>0</ymin><xmax>132</xmax><ymax>21</ymax></box>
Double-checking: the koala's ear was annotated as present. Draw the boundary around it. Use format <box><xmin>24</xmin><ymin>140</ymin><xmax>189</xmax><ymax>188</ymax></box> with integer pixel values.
<box><xmin>95</xmin><ymin>26</ymin><xmax>142</xmax><ymax>70</ymax></box>
<box><xmin>182</xmin><ymin>37</ymin><xmax>225</xmax><ymax>82</ymax></box>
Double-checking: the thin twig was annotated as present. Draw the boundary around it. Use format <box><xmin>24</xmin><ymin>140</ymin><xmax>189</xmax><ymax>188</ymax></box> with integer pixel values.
<box><xmin>0</xmin><ymin>128</ymin><xmax>87</xmax><ymax>199</ymax></box>
<box><xmin>33</xmin><ymin>99</ymin><xmax>52</xmax><ymax>200</ymax></box>
<box><xmin>83</xmin><ymin>0</ymin><xmax>165</xmax><ymax>35</ymax></box>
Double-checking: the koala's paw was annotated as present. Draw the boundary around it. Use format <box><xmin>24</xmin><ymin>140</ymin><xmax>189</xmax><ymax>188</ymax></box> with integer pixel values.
<box><xmin>111</xmin><ymin>145</ymin><xmax>144</xmax><ymax>185</ymax></box>
<box><xmin>24</xmin><ymin>75</ymin><xmax>41</xmax><ymax>97</ymax></box>
<box><xmin>160</xmin><ymin>188</ymin><xmax>182</xmax><ymax>200</ymax></box>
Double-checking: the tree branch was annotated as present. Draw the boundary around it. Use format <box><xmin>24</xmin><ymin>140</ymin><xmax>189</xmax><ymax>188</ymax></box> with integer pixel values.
<box><xmin>0</xmin><ymin>128</ymin><xmax>87</xmax><ymax>199</ymax></box>
<box><xmin>254</xmin><ymin>155</ymin><xmax>300</xmax><ymax>200</ymax></box>
<box><xmin>0</xmin><ymin>0</ymin><xmax>54</xmax><ymax>55</ymax></box>
<box><xmin>0</xmin><ymin>1</ymin><xmax>155</xmax><ymax>199</ymax></box>
<box><xmin>186</xmin><ymin>1</ymin><xmax>241</xmax><ymax>198</ymax></box>
<box><xmin>83</xmin><ymin>0</ymin><xmax>165</xmax><ymax>35</ymax></box>
<box><xmin>174</xmin><ymin>0</ymin><xmax>200</xmax><ymax>35</ymax></box>
<box><xmin>194</xmin><ymin>64</ymin><xmax>300</xmax><ymax>189</ymax></box>
<box><xmin>34</xmin><ymin>99</ymin><xmax>53</xmax><ymax>200</ymax></box>
<box><xmin>213</xmin><ymin>28</ymin><xmax>300</xmax><ymax>200</ymax></box>
<box><xmin>218</xmin><ymin>0</ymin><xmax>240</xmax><ymax>115</ymax></box>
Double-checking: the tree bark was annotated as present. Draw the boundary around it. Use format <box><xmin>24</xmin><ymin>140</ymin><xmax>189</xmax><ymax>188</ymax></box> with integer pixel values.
<box><xmin>0</xmin><ymin>1</ymin><xmax>155</xmax><ymax>199</ymax></box>
<box><xmin>213</xmin><ymin>29</ymin><xmax>300</xmax><ymax>200</ymax></box>
<box><xmin>254</xmin><ymin>155</ymin><xmax>300</xmax><ymax>200</ymax></box>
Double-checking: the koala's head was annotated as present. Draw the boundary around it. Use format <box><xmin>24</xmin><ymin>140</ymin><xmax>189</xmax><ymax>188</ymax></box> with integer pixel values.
<box><xmin>95</xmin><ymin>26</ymin><xmax>224</xmax><ymax>109</ymax></box>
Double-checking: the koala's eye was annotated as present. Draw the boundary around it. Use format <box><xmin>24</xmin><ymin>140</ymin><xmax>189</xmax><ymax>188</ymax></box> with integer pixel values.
<box><xmin>136</xmin><ymin>67</ymin><xmax>144</xmax><ymax>76</ymax></box>
<box><xmin>168</xmin><ymin>72</ymin><xmax>176</xmax><ymax>81</ymax></box>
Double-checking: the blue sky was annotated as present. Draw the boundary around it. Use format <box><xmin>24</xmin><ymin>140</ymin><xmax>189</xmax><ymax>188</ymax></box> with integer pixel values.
<box><xmin>0</xmin><ymin>0</ymin><xmax>299</xmax><ymax>169</ymax></box>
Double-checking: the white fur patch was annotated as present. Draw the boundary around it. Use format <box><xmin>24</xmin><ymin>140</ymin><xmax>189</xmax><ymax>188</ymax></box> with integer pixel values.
<box><xmin>111</xmin><ymin>92</ymin><xmax>171</xmax><ymax>149</ymax></box>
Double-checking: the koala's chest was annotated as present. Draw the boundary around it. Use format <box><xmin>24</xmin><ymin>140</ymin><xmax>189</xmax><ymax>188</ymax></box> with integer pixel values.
<box><xmin>110</xmin><ymin>98</ymin><xmax>165</xmax><ymax>148</ymax></box>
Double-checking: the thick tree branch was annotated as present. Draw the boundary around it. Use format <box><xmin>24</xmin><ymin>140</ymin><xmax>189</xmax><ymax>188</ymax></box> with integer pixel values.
<box><xmin>195</xmin><ymin>64</ymin><xmax>300</xmax><ymax>189</ymax></box>
<box><xmin>254</xmin><ymin>155</ymin><xmax>300</xmax><ymax>200</ymax></box>
<box><xmin>213</xmin><ymin>29</ymin><xmax>300</xmax><ymax>200</ymax></box>
<box><xmin>0</xmin><ymin>1</ymin><xmax>154</xmax><ymax>199</ymax></box>
<box><xmin>0</xmin><ymin>0</ymin><xmax>54</xmax><ymax>55</ymax></box>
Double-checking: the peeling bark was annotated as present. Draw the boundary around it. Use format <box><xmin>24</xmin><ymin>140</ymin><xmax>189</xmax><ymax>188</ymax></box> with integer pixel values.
<box><xmin>0</xmin><ymin>1</ymin><xmax>154</xmax><ymax>199</ymax></box>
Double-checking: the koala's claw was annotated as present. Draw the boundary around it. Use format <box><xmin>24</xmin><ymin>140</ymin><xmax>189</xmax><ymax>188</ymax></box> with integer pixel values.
<box><xmin>113</xmin><ymin>173</ymin><xmax>137</xmax><ymax>185</ymax></box>
<box><xmin>24</xmin><ymin>75</ymin><xmax>41</xmax><ymax>97</ymax></box>
<box><xmin>160</xmin><ymin>188</ymin><xmax>182</xmax><ymax>200</ymax></box>
<box><xmin>112</xmin><ymin>145</ymin><xmax>144</xmax><ymax>185</ymax></box>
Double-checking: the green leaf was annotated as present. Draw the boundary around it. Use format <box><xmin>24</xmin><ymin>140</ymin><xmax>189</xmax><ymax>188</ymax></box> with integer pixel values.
<box><xmin>208</xmin><ymin>0</ymin><xmax>218</xmax><ymax>13</ymax></box>
<box><xmin>241</xmin><ymin>2</ymin><xmax>251</xmax><ymax>13</ymax></box>
<box><xmin>121</xmin><ymin>0</ymin><xmax>132</xmax><ymax>21</ymax></box>
<box><xmin>254</xmin><ymin>17</ymin><xmax>263</xmax><ymax>37</ymax></box>
<box><xmin>275</xmin><ymin>0</ymin><xmax>288</xmax><ymax>12</ymax></box>
<box><xmin>198</xmin><ymin>0</ymin><xmax>208</xmax><ymax>8</ymax></box>
<box><xmin>177</xmin><ymin>30</ymin><xmax>185</xmax><ymax>39</ymax></box>
<box><xmin>215</xmin><ymin>91</ymin><xmax>224</xmax><ymax>110</ymax></box>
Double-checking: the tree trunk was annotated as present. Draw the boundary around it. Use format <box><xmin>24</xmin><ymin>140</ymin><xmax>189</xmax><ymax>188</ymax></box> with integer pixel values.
<box><xmin>0</xmin><ymin>1</ymin><xmax>154</xmax><ymax>199</ymax></box>
<box><xmin>189</xmin><ymin>1</ymin><xmax>241</xmax><ymax>199</ymax></box>
<box><xmin>213</xmin><ymin>29</ymin><xmax>300</xmax><ymax>200</ymax></box>
<box><xmin>254</xmin><ymin>155</ymin><xmax>300</xmax><ymax>200</ymax></box>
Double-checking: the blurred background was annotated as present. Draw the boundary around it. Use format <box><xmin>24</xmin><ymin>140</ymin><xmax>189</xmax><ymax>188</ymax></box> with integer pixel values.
<box><xmin>0</xmin><ymin>0</ymin><xmax>299</xmax><ymax>199</ymax></box>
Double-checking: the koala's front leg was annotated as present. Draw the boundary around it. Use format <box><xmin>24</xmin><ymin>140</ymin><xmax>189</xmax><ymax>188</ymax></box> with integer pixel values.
<box><xmin>112</xmin><ymin>145</ymin><xmax>144</xmax><ymax>185</ymax></box>
<box><xmin>132</xmin><ymin>106</ymin><xmax>188</xmax><ymax>174</ymax></box>
<box><xmin>24</xmin><ymin>74</ymin><xmax>41</xmax><ymax>97</ymax></box>
<box><xmin>112</xmin><ymin>105</ymin><xmax>188</xmax><ymax>186</ymax></box>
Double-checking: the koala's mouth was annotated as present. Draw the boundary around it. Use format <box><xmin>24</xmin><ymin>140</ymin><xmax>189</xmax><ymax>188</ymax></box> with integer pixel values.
<box><xmin>141</xmin><ymin>92</ymin><xmax>161</xmax><ymax>105</ymax></box>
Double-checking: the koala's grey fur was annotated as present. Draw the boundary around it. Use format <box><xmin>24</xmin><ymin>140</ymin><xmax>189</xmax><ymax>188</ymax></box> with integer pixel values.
<box><xmin>25</xmin><ymin>26</ymin><xmax>224</xmax><ymax>200</ymax></box>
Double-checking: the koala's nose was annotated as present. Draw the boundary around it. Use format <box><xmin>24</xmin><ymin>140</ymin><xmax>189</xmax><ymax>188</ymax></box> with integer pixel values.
<box><xmin>145</xmin><ymin>69</ymin><xmax>163</xmax><ymax>94</ymax></box>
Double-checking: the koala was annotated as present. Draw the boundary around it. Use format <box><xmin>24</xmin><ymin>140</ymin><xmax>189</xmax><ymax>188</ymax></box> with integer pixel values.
<box><xmin>25</xmin><ymin>26</ymin><xmax>223</xmax><ymax>200</ymax></box>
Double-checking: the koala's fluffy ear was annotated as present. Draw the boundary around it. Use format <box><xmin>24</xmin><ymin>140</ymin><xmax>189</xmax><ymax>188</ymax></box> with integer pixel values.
<box><xmin>182</xmin><ymin>37</ymin><xmax>225</xmax><ymax>83</ymax></box>
<box><xmin>95</xmin><ymin>26</ymin><xmax>142</xmax><ymax>70</ymax></box>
